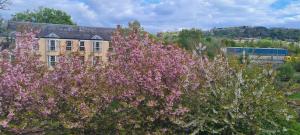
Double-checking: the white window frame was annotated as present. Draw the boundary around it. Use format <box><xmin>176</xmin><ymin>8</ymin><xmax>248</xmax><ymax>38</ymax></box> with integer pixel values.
<box><xmin>80</xmin><ymin>56</ymin><xmax>85</xmax><ymax>64</ymax></box>
<box><xmin>93</xmin><ymin>56</ymin><xmax>102</xmax><ymax>65</ymax></box>
<box><xmin>9</xmin><ymin>54</ymin><xmax>15</xmax><ymax>62</ymax></box>
<box><xmin>79</xmin><ymin>41</ymin><xmax>85</xmax><ymax>51</ymax></box>
<box><xmin>48</xmin><ymin>39</ymin><xmax>59</xmax><ymax>51</ymax></box>
<box><xmin>66</xmin><ymin>40</ymin><xmax>72</xmax><ymax>51</ymax></box>
<box><xmin>32</xmin><ymin>37</ymin><xmax>39</xmax><ymax>51</ymax></box>
<box><xmin>93</xmin><ymin>41</ymin><xmax>102</xmax><ymax>52</ymax></box>
<box><xmin>48</xmin><ymin>55</ymin><xmax>58</xmax><ymax>67</ymax></box>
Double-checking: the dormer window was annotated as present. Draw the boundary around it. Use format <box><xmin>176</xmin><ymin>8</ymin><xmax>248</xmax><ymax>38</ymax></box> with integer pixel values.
<box><xmin>66</xmin><ymin>41</ymin><xmax>72</xmax><ymax>51</ymax></box>
<box><xmin>46</xmin><ymin>33</ymin><xmax>60</xmax><ymax>38</ymax></box>
<box><xmin>91</xmin><ymin>35</ymin><xmax>103</xmax><ymax>40</ymax></box>
<box><xmin>93</xmin><ymin>41</ymin><xmax>102</xmax><ymax>52</ymax></box>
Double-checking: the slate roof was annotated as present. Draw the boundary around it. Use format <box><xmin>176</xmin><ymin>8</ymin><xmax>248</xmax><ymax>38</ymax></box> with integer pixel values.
<box><xmin>6</xmin><ymin>21</ymin><xmax>115</xmax><ymax>41</ymax></box>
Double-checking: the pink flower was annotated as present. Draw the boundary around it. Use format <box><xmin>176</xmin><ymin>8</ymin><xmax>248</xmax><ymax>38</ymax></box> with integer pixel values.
<box><xmin>0</xmin><ymin>120</ymin><xmax>8</xmax><ymax>128</ymax></box>
<box><xmin>146</xmin><ymin>100</ymin><xmax>157</xmax><ymax>107</ymax></box>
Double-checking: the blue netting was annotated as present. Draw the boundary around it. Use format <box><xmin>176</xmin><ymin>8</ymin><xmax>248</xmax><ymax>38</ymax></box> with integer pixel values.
<box><xmin>226</xmin><ymin>47</ymin><xmax>288</xmax><ymax>56</ymax></box>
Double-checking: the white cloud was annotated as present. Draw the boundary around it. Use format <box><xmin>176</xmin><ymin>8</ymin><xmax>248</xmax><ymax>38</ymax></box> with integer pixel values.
<box><xmin>1</xmin><ymin>0</ymin><xmax>98</xmax><ymax>25</ymax></box>
<box><xmin>1</xmin><ymin>0</ymin><xmax>300</xmax><ymax>32</ymax></box>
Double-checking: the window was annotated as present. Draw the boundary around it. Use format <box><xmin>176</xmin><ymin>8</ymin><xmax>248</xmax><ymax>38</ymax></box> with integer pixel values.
<box><xmin>80</xmin><ymin>56</ymin><xmax>85</xmax><ymax>64</ymax></box>
<box><xmin>93</xmin><ymin>56</ymin><xmax>102</xmax><ymax>65</ymax></box>
<box><xmin>79</xmin><ymin>41</ymin><xmax>85</xmax><ymax>51</ymax></box>
<box><xmin>48</xmin><ymin>40</ymin><xmax>57</xmax><ymax>51</ymax></box>
<box><xmin>48</xmin><ymin>56</ymin><xmax>57</xmax><ymax>67</ymax></box>
<box><xmin>66</xmin><ymin>41</ymin><xmax>72</xmax><ymax>51</ymax></box>
<box><xmin>9</xmin><ymin>55</ymin><xmax>15</xmax><ymax>62</ymax></box>
<box><xmin>32</xmin><ymin>42</ymin><xmax>39</xmax><ymax>50</ymax></box>
<box><xmin>93</xmin><ymin>41</ymin><xmax>101</xmax><ymax>52</ymax></box>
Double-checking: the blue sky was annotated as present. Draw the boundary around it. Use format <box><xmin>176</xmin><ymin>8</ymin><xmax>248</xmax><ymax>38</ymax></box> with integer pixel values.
<box><xmin>271</xmin><ymin>0</ymin><xmax>296</xmax><ymax>9</ymax></box>
<box><xmin>1</xmin><ymin>0</ymin><xmax>300</xmax><ymax>32</ymax></box>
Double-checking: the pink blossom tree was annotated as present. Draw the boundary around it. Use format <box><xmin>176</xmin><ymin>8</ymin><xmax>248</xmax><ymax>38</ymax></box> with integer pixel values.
<box><xmin>0</xmin><ymin>26</ymin><xmax>293</xmax><ymax>134</ymax></box>
<box><xmin>0</xmin><ymin>31</ymin><xmax>112</xmax><ymax>134</ymax></box>
<box><xmin>0</xmin><ymin>26</ymin><xmax>197</xmax><ymax>134</ymax></box>
<box><xmin>102</xmin><ymin>26</ymin><xmax>196</xmax><ymax>133</ymax></box>
<box><xmin>0</xmin><ymin>31</ymin><xmax>49</xmax><ymax>133</ymax></box>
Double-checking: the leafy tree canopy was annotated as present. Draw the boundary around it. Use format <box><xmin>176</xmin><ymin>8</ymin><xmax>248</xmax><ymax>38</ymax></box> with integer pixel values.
<box><xmin>209</xmin><ymin>26</ymin><xmax>300</xmax><ymax>42</ymax></box>
<box><xmin>277</xmin><ymin>63</ymin><xmax>296</xmax><ymax>81</ymax></box>
<box><xmin>11</xmin><ymin>7</ymin><xmax>75</xmax><ymax>25</ymax></box>
<box><xmin>128</xmin><ymin>20</ymin><xmax>143</xmax><ymax>31</ymax></box>
<box><xmin>177</xmin><ymin>28</ymin><xmax>202</xmax><ymax>51</ymax></box>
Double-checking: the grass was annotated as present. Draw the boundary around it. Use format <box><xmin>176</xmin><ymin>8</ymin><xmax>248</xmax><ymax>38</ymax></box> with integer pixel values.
<box><xmin>289</xmin><ymin>92</ymin><xmax>300</xmax><ymax>100</ymax></box>
<box><xmin>288</xmin><ymin>121</ymin><xmax>300</xmax><ymax>134</ymax></box>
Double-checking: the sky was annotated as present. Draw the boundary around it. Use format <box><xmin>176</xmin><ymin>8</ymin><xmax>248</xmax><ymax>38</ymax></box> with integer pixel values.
<box><xmin>1</xmin><ymin>0</ymin><xmax>300</xmax><ymax>33</ymax></box>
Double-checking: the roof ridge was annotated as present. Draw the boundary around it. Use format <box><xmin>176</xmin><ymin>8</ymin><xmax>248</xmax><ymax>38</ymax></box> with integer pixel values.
<box><xmin>7</xmin><ymin>21</ymin><xmax>115</xmax><ymax>30</ymax></box>
<box><xmin>7</xmin><ymin>21</ymin><xmax>115</xmax><ymax>41</ymax></box>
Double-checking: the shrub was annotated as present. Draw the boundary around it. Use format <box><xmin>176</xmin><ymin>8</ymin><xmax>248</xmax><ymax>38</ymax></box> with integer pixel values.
<box><xmin>176</xmin><ymin>57</ymin><xmax>295</xmax><ymax>134</ymax></box>
<box><xmin>293</xmin><ymin>61</ymin><xmax>300</xmax><ymax>72</ymax></box>
<box><xmin>293</xmin><ymin>74</ymin><xmax>300</xmax><ymax>84</ymax></box>
<box><xmin>277</xmin><ymin>63</ymin><xmax>296</xmax><ymax>81</ymax></box>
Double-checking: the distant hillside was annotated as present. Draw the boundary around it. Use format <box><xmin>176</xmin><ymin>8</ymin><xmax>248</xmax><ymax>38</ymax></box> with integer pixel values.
<box><xmin>207</xmin><ymin>26</ymin><xmax>300</xmax><ymax>41</ymax></box>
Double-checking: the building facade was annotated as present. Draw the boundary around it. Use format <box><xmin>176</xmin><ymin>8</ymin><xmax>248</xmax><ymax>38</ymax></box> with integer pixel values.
<box><xmin>3</xmin><ymin>21</ymin><xmax>114</xmax><ymax>67</ymax></box>
<box><xmin>37</xmin><ymin>36</ymin><xmax>110</xmax><ymax>67</ymax></box>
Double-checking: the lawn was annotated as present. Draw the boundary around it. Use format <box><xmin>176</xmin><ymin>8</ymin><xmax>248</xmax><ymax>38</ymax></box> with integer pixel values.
<box><xmin>289</xmin><ymin>92</ymin><xmax>300</xmax><ymax>100</ymax></box>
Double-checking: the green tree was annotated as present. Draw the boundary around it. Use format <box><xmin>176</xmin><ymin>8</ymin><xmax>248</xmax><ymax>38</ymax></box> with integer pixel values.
<box><xmin>159</xmin><ymin>32</ymin><xmax>179</xmax><ymax>45</ymax></box>
<box><xmin>257</xmin><ymin>39</ymin><xmax>273</xmax><ymax>48</ymax></box>
<box><xmin>120</xmin><ymin>20</ymin><xmax>159</xmax><ymax>41</ymax></box>
<box><xmin>0</xmin><ymin>16</ymin><xmax>10</xmax><ymax>48</ymax></box>
<box><xmin>11</xmin><ymin>7</ymin><xmax>75</xmax><ymax>25</ymax></box>
<box><xmin>177</xmin><ymin>28</ymin><xmax>202</xmax><ymax>51</ymax></box>
<box><xmin>120</xmin><ymin>20</ymin><xmax>145</xmax><ymax>36</ymax></box>
<box><xmin>128</xmin><ymin>20</ymin><xmax>143</xmax><ymax>31</ymax></box>
<box><xmin>277</xmin><ymin>63</ymin><xmax>295</xmax><ymax>81</ymax></box>
<box><xmin>292</xmin><ymin>61</ymin><xmax>300</xmax><ymax>72</ymax></box>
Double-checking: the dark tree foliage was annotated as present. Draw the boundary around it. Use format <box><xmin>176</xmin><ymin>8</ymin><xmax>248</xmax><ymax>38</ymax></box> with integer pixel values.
<box><xmin>11</xmin><ymin>7</ymin><xmax>76</xmax><ymax>25</ymax></box>
<box><xmin>120</xmin><ymin>20</ymin><xmax>144</xmax><ymax>36</ymax></box>
<box><xmin>177</xmin><ymin>28</ymin><xmax>202</xmax><ymax>51</ymax></box>
<box><xmin>210</xmin><ymin>26</ymin><xmax>300</xmax><ymax>41</ymax></box>
<box><xmin>128</xmin><ymin>20</ymin><xmax>143</xmax><ymax>31</ymax></box>
<box><xmin>277</xmin><ymin>63</ymin><xmax>296</xmax><ymax>81</ymax></box>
